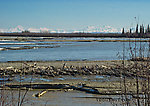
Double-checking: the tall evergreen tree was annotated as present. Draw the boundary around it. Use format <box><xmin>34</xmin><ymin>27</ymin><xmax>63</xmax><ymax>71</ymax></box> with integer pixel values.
<box><xmin>136</xmin><ymin>24</ymin><xmax>138</xmax><ymax>34</ymax></box>
<box><xmin>140</xmin><ymin>24</ymin><xmax>144</xmax><ymax>37</ymax></box>
<box><xmin>122</xmin><ymin>28</ymin><xmax>125</xmax><ymax>34</ymax></box>
<box><xmin>130</xmin><ymin>28</ymin><xmax>132</xmax><ymax>33</ymax></box>
<box><xmin>147</xmin><ymin>24</ymin><xmax>150</xmax><ymax>33</ymax></box>
<box><xmin>140</xmin><ymin>25</ymin><xmax>143</xmax><ymax>34</ymax></box>
<box><xmin>142</xmin><ymin>24</ymin><xmax>144</xmax><ymax>34</ymax></box>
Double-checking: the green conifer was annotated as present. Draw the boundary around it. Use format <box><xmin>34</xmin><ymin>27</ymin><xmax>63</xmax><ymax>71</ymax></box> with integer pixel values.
<box><xmin>122</xmin><ymin>28</ymin><xmax>125</xmax><ymax>34</ymax></box>
<box><xmin>136</xmin><ymin>24</ymin><xmax>138</xmax><ymax>34</ymax></box>
<box><xmin>147</xmin><ymin>24</ymin><xmax>150</xmax><ymax>33</ymax></box>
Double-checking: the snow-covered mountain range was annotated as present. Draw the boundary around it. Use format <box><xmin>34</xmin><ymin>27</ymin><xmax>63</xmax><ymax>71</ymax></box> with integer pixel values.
<box><xmin>0</xmin><ymin>25</ymin><xmax>121</xmax><ymax>33</ymax></box>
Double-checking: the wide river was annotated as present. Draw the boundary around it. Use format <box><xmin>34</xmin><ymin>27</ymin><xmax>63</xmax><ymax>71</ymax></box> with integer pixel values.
<box><xmin>0</xmin><ymin>37</ymin><xmax>149</xmax><ymax>62</ymax></box>
<box><xmin>0</xmin><ymin>37</ymin><xmax>149</xmax><ymax>106</ymax></box>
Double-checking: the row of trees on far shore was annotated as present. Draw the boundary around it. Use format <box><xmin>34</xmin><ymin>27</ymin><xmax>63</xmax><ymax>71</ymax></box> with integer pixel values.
<box><xmin>122</xmin><ymin>24</ymin><xmax>150</xmax><ymax>36</ymax></box>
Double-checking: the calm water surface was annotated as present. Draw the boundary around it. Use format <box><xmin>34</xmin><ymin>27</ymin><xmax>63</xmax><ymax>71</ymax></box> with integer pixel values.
<box><xmin>0</xmin><ymin>37</ymin><xmax>149</xmax><ymax>62</ymax></box>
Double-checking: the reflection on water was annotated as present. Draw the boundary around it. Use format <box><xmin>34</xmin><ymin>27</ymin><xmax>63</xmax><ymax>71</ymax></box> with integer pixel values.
<box><xmin>9</xmin><ymin>75</ymin><xmax>119</xmax><ymax>83</ymax></box>
<box><xmin>53</xmin><ymin>37</ymin><xmax>149</xmax><ymax>41</ymax></box>
<box><xmin>9</xmin><ymin>90</ymin><xmax>114</xmax><ymax>106</ymax></box>
<box><xmin>2</xmin><ymin>75</ymin><xmax>122</xmax><ymax>106</ymax></box>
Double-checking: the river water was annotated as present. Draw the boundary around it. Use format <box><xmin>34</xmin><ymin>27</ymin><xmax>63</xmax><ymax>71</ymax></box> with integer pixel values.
<box><xmin>0</xmin><ymin>37</ymin><xmax>149</xmax><ymax>62</ymax></box>
<box><xmin>2</xmin><ymin>75</ymin><xmax>122</xmax><ymax>106</ymax></box>
<box><xmin>1</xmin><ymin>37</ymin><xmax>148</xmax><ymax>106</ymax></box>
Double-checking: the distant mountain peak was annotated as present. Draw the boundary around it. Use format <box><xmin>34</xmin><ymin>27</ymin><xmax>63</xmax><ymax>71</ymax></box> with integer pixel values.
<box><xmin>84</xmin><ymin>25</ymin><xmax>120</xmax><ymax>33</ymax></box>
<box><xmin>8</xmin><ymin>25</ymin><xmax>24</xmax><ymax>32</ymax></box>
<box><xmin>0</xmin><ymin>25</ymin><xmax>121</xmax><ymax>33</ymax></box>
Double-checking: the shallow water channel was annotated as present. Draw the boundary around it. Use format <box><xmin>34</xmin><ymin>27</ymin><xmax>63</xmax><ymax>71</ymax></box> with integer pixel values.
<box><xmin>0</xmin><ymin>37</ymin><xmax>149</xmax><ymax>62</ymax></box>
<box><xmin>1</xmin><ymin>75</ymin><xmax>122</xmax><ymax>106</ymax></box>
<box><xmin>0</xmin><ymin>37</ymin><xmax>149</xmax><ymax>105</ymax></box>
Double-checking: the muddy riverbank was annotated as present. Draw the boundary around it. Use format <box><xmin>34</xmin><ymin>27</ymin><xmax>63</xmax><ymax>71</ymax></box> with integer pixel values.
<box><xmin>0</xmin><ymin>60</ymin><xmax>125</xmax><ymax>77</ymax></box>
<box><xmin>0</xmin><ymin>60</ymin><xmax>149</xmax><ymax>106</ymax></box>
<box><xmin>0</xmin><ymin>36</ymin><xmax>150</xmax><ymax>42</ymax></box>
<box><xmin>0</xmin><ymin>60</ymin><xmax>148</xmax><ymax>78</ymax></box>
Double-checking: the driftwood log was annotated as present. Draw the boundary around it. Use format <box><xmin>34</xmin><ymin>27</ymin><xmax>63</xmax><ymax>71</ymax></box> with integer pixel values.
<box><xmin>1</xmin><ymin>83</ymin><xmax>142</xmax><ymax>96</ymax></box>
<box><xmin>34</xmin><ymin>90</ymin><xmax>47</xmax><ymax>97</ymax></box>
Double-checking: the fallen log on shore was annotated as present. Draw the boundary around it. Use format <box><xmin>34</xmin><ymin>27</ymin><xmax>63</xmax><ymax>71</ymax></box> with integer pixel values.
<box><xmin>1</xmin><ymin>83</ymin><xmax>143</xmax><ymax>96</ymax></box>
<box><xmin>70</xmin><ymin>85</ymin><xmax>100</xmax><ymax>94</ymax></box>
<box><xmin>33</xmin><ymin>90</ymin><xmax>47</xmax><ymax>97</ymax></box>
<box><xmin>3</xmin><ymin>83</ymin><xmax>71</xmax><ymax>89</ymax></box>
<box><xmin>130</xmin><ymin>57</ymin><xmax>150</xmax><ymax>61</ymax></box>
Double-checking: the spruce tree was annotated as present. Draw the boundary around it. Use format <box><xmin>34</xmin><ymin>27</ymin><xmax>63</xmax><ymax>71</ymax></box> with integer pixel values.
<box><xmin>140</xmin><ymin>25</ymin><xmax>142</xmax><ymax>34</ymax></box>
<box><xmin>136</xmin><ymin>24</ymin><xmax>138</xmax><ymax>34</ymax></box>
<box><xmin>130</xmin><ymin>28</ymin><xmax>132</xmax><ymax>33</ymax></box>
<box><xmin>148</xmin><ymin>24</ymin><xmax>150</xmax><ymax>33</ymax></box>
<box><xmin>142</xmin><ymin>24</ymin><xmax>144</xmax><ymax>34</ymax></box>
<box><xmin>122</xmin><ymin>28</ymin><xmax>125</xmax><ymax>34</ymax></box>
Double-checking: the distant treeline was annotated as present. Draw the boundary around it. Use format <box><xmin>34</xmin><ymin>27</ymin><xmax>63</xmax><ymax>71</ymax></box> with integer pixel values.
<box><xmin>0</xmin><ymin>32</ymin><xmax>150</xmax><ymax>38</ymax></box>
<box><xmin>122</xmin><ymin>24</ymin><xmax>150</xmax><ymax>38</ymax></box>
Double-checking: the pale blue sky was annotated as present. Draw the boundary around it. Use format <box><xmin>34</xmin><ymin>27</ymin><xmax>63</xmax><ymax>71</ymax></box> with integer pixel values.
<box><xmin>0</xmin><ymin>0</ymin><xmax>150</xmax><ymax>31</ymax></box>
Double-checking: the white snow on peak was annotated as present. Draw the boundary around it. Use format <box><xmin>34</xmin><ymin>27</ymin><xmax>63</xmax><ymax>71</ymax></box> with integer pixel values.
<box><xmin>0</xmin><ymin>28</ymin><xmax>8</xmax><ymax>33</ymax></box>
<box><xmin>8</xmin><ymin>25</ymin><xmax>24</xmax><ymax>32</ymax></box>
<box><xmin>28</xmin><ymin>28</ymin><xmax>40</xmax><ymax>33</ymax></box>
<box><xmin>84</xmin><ymin>25</ymin><xmax>120</xmax><ymax>33</ymax></box>
<box><xmin>40</xmin><ymin>27</ymin><xmax>50</xmax><ymax>33</ymax></box>
<box><xmin>0</xmin><ymin>25</ymin><xmax>121</xmax><ymax>33</ymax></box>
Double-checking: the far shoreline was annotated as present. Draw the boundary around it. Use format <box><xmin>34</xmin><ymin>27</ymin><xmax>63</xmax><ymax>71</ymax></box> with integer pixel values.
<box><xmin>0</xmin><ymin>60</ymin><xmax>125</xmax><ymax>69</ymax></box>
<box><xmin>0</xmin><ymin>32</ymin><xmax>150</xmax><ymax>38</ymax></box>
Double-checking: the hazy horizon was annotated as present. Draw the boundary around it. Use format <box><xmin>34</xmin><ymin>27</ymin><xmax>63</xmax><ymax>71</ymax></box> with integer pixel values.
<box><xmin>0</xmin><ymin>0</ymin><xmax>150</xmax><ymax>32</ymax></box>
